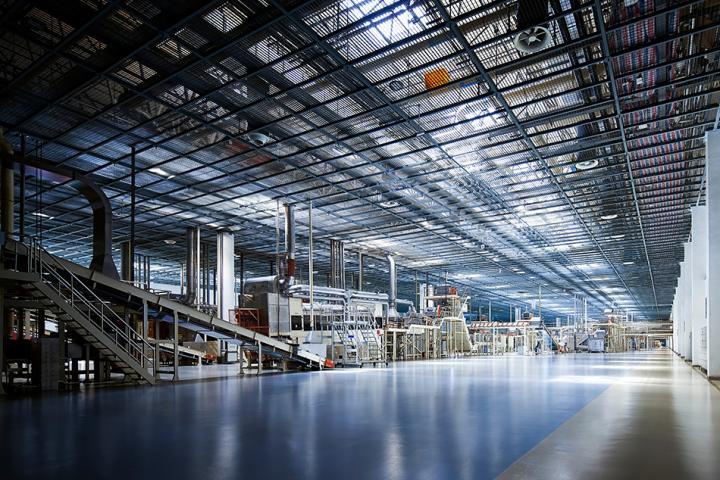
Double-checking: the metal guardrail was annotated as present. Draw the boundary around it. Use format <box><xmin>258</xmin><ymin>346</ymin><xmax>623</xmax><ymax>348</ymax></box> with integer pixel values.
<box><xmin>27</xmin><ymin>238</ymin><xmax>156</xmax><ymax>373</ymax></box>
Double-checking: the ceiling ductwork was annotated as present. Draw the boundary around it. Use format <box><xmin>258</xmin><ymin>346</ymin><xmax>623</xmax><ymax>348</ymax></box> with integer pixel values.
<box><xmin>513</xmin><ymin>0</ymin><xmax>551</xmax><ymax>53</ymax></box>
<box><xmin>11</xmin><ymin>152</ymin><xmax>119</xmax><ymax>279</ymax></box>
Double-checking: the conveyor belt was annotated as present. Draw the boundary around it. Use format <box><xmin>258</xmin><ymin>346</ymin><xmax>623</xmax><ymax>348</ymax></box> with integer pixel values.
<box><xmin>7</xmin><ymin>240</ymin><xmax>325</xmax><ymax>369</ymax></box>
<box><xmin>151</xmin><ymin>340</ymin><xmax>207</xmax><ymax>362</ymax></box>
<box><xmin>161</xmin><ymin>317</ymin><xmax>307</xmax><ymax>362</ymax></box>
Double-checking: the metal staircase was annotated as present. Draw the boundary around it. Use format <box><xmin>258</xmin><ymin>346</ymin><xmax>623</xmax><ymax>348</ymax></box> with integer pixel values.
<box><xmin>331</xmin><ymin>314</ymin><xmax>384</xmax><ymax>367</ymax></box>
<box><xmin>4</xmin><ymin>238</ymin><xmax>324</xmax><ymax>374</ymax></box>
<box><xmin>25</xmin><ymin>239</ymin><xmax>156</xmax><ymax>385</ymax></box>
<box><xmin>540</xmin><ymin>323</ymin><xmax>560</xmax><ymax>352</ymax></box>
<box><xmin>355</xmin><ymin>318</ymin><xmax>384</xmax><ymax>365</ymax></box>
<box><xmin>332</xmin><ymin>319</ymin><xmax>359</xmax><ymax>366</ymax></box>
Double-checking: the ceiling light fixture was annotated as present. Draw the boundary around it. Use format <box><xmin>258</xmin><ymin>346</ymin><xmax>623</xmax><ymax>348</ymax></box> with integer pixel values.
<box><xmin>388</xmin><ymin>80</ymin><xmax>404</xmax><ymax>92</ymax></box>
<box><xmin>576</xmin><ymin>159</ymin><xmax>599</xmax><ymax>170</ymax></box>
<box><xmin>600</xmin><ymin>214</ymin><xmax>618</xmax><ymax>220</ymax></box>
<box><xmin>610</xmin><ymin>234</ymin><xmax>625</xmax><ymax>239</ymax></box>
<box><xmin>149</xmin><ymin>167</ymin><xmax>175</xmax><ymax>179</ymax></box>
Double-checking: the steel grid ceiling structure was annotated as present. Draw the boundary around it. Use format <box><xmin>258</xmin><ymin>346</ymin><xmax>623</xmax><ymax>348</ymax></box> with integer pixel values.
<box><xmin>1</xmin><ymin>0</ymin><xmax>718</xmax><ymax>320</ymax></box>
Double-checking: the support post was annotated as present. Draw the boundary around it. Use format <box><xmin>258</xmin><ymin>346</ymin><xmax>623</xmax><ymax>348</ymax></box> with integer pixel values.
<box><xmin>154</xmin><ymin>312</ymin><xmax>160</xmax><ymax>381</ymax></box>
<box><xmin>58</xmin><ymin>316</ymin><xmax>64</xmax><ymax>390</ymax></box>
<box><xmin>1</xmin><ymin>146</ymin><xmax>14</xmax><ymax>235</ymax></box>
<box><xmin>144</xmin><ymin>256</ymin><xmax>150</xmax><ymax>290</ymax></box>
<box><xmin>129</xmin><ymin>145</ymin><xmax>136</xmax><ymax>282</ymax></box>
<box><xmin>239</xmin><ymin>346</ymin><xmax>244</xmax><ymax>375</ymax></box>
<box><xmin>415</xmin><ymin>271</ymin><xmax>419</xmax><ymax>311</ymax></box>
<box><xmin>239</xmin><ymin>252</ymin><xmax>245</xmax><ymax>307</ymax></box>
<box><xmin>691</xmin><ymin>206</ymin><xmax>708</xmax><ymax>370</ymax></box>
<box><xmin>142</xmin><ymin>300</ymin><xmax>148</xmax><ymax>368</ymax></box>
<box><xmin>120</xmin><ymin>241</ymin><xmax>132</xmax><ymax>283</ymax></box>
<box><xmin>19</xmin><ymin>135</ymin><xmax>25</xmax><ymax>240</ymax></box>
<box><xmin>706</xmin><ymin>130</ymin><xmax>720</xmax><ymax>378</ymax></box>
<box><xmin>173</xmin><ymin>310</ymin><xmax>179</xmax><ymax>381</ymax></box>
<box><xmin>0</xmin><ymin>287</ymin><xmax>4</xmax><ymax>394</ymax></box>
<box><xmin>216</xmin><ymin>231</ymin><xmax>235</xmax><ymax>321</ymax></box>
<box><xmin>684</xmin><ymin>242</ymin><xmax>693</xmax><ymax>361</ymax></box>
<box><xmin>309</xmin><ymin>201</ymin><xmax>314</xmax><ymax>330</ymax></box>
<box><xmin>257</xmin><ymin>342</ymin><xmax>263</xmax><ymax>375</ymax></box>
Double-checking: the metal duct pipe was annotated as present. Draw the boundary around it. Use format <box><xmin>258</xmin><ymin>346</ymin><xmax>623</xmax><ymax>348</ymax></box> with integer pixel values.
<box><xmin>11</xmin><ymin>153</ymin><xmax>118</xmax><ymax>278</ymax></box>
<box><xmin>181</xmin><ymin>227</ymin><xmax>200</xmax><ymax>305</ymax></box>
<box><xmin>1</xmin><ymin>154</ymin><xmax>14</xmax><ymax>236</ymax></box>
<box><xmin>144</xmin><ymin>256</ymin><xmax>150</xmax><ymax>291</ymax></box>
<box><xmin>284</xmin><ymin>203</ymin><xmax>296</xmax><ymax>279</ymax></box>
<box><xmin>0</xmin><ymin>129</ymin><xmax>14</xmax><ymax>236</ymax></box>
<box><xmin>387</xmin><ymin>254</ymin><xmax>398</xmax><ymax>319</ymax></box>
<box><xmin>330</xmin><ymin>239</ymin><xmax>345</xmax><ymax>289</ymax></box>
<box><xmin>216</xmin><ymin>230</ymin><xmax>235</xmax><ymax>321</ymax></box>
<box><xmin>120</xmin><ymin>241</ymin><xmax>133</xmax><ymax>282</ymax></box>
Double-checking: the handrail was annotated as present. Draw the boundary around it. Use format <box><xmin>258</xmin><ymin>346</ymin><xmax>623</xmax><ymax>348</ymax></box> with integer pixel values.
<box><xmin>28</xmin><ymin>238</ymin><xmax>155</xmax><ymax>369</ymax></box>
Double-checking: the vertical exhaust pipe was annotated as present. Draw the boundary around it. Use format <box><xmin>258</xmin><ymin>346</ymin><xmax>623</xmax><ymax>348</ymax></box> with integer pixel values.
<box><xmin>330</xmin><ymin>239</ymin><xmax>346</xmax><ymax>289</ymax></box>
<box><xmin>278</xmin><ymin>203</ymin><xmax>296</xmax><ymax>292</ymax></box>
<box><xmin>120</xmin><ymin>241</ymin><xmax>133</xmax><ymax>282</ymax></box>
<box><xmin>0</xmin><ymin>129</ymin><xmax>14</xmax><ymax>236</ymax></box>
<box><xmin>182</xmin><ymin>227</ymin><xmax>199</xmax><ymax>305</ymax></box>
<box><xmin>387</xmin><ymin>254</ymin><xmax>398</xmax><ymax>319</ymax></box>
<box><xmin>284</xmin><ymin>203</ymin><xmax>296</xmax><ymax>278</ymax></box>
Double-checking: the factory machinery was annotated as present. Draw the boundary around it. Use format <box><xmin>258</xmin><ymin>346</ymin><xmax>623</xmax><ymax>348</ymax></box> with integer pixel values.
<box><xmin>0</xmin><ymin>152</ymin><xmax>673</xmax><ymax>392</ymax></box>
<box><xmin>466</xmin><ymin>310</ymin><xmax>674</xmax><ymax>356</ymax></box>
<box><xmin>385</xmin><ymin>284</ymin><xmax>474</xmax><ymax>361</ymax></box>
<box><xmin>233</xmin><ymin>205</ymin><xmax>388</xmax><ymax>368</ymax></box>
<box><xmin>0</xmin><ymin>154</ymin><xmax>328</xmax><ymax>392</ymax></box>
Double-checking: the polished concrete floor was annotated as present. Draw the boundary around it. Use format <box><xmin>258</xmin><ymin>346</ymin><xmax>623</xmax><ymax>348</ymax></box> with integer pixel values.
<box><xmin>2</xmin><ymin>350</ymin><xmax>719</xmax><ymax>479</ymax></box>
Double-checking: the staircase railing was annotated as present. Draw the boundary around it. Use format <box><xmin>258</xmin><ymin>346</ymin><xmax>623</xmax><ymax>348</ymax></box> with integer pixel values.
<box><xmin>27</xmin><ymin>238</ymin><xmax>156</xmax><ymax>374</ymax></box>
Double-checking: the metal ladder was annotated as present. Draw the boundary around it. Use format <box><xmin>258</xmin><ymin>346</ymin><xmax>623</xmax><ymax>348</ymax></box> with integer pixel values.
<box><xmin>26</xmin><ymin>239</ymin><xmax>156</xmax><ymax>385</ymax></box>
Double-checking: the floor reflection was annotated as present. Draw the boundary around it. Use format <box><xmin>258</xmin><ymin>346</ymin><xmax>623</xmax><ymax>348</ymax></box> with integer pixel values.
<box><xmin>2</xmin><ymin>353</ymin><xmax>678</xmax><ymax>479</ymax></box>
